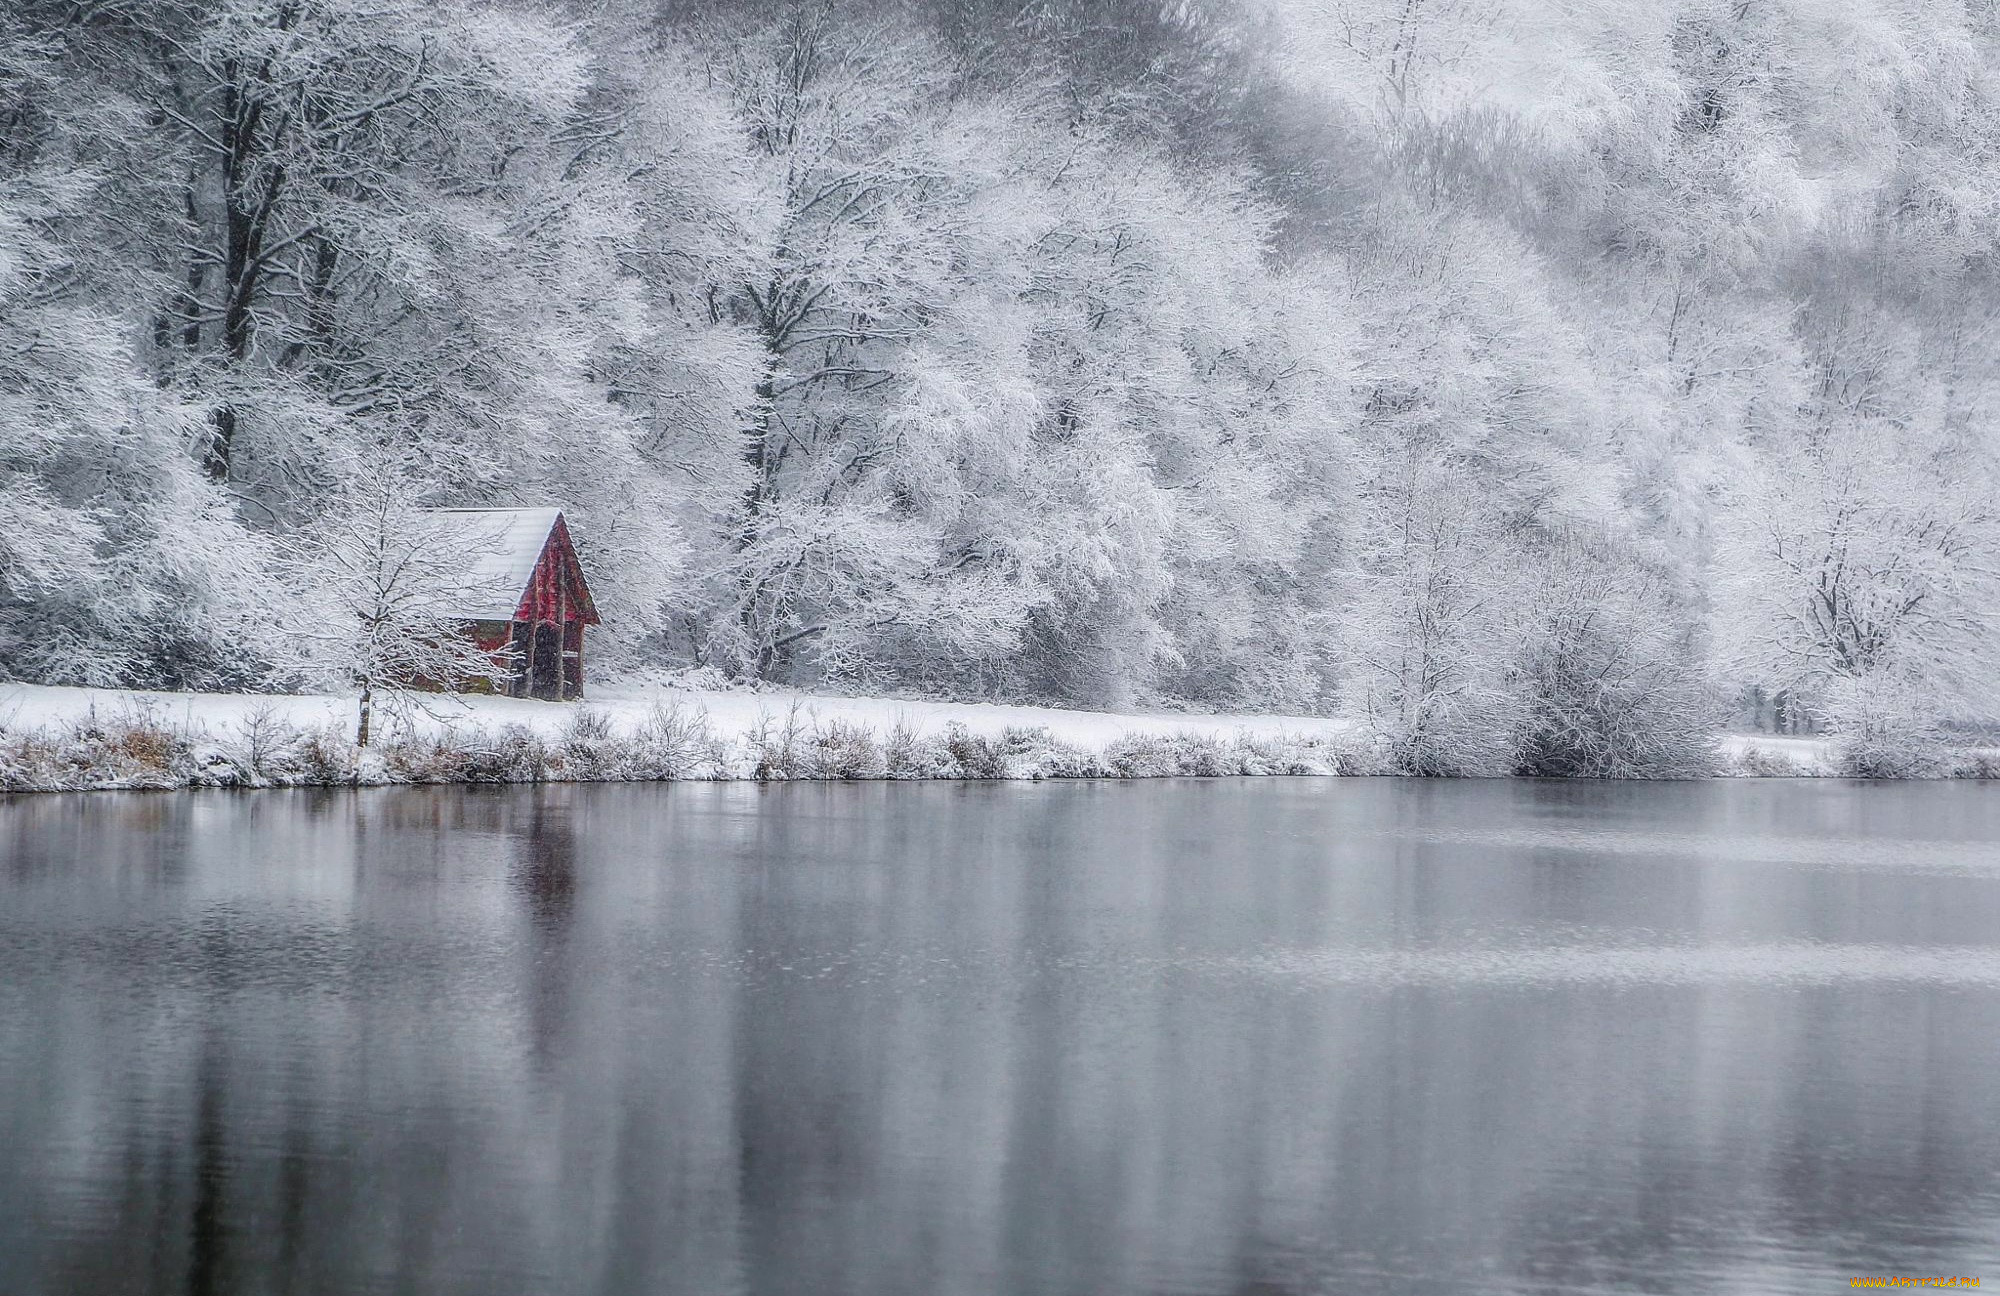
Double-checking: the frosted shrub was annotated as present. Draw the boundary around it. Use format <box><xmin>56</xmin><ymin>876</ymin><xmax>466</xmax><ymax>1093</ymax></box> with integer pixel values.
<box><xmin>1510</xmin><ymin>539</ymin><xmax>1719</xmax><ymax>779</ymax></box>
<box><xmin>1731</xmin><ymin>745</ymin><xmax>1813</xmax><ymax>778</ymax></box>
<box><xmin>490</xmin><ymin>726</ymin><xmax>555</xmax><ymax>782</ymax></box>
<box><xmin>748</xmin><ymin>704</ymin><xmax>812</xmax><ymax>780</ymax></box>
<box><xmin>1716</xmin><ymin>421</ymin><xmax>2000</xmax><ymax>764</ymax></box>
<box><xmin>810</xmin><ymin>721</ymin><xmax>886</xmax><ymax>779</ymax></box>
<box><xmin>0</xmin><ymin>730</ymin><xmax>55</xmax><ymax>792</ymax></box>
<box><xmin>996</xmin><ymin>727</ymin><xmax>1107</xmax><ymax>779</ymax></box>
<box><xmin>222</xmin><ymin>705</ymin><xmax>304</xmax><ymax>784</ymax></box>
<box><xmin>883</xmin><ymin>722</ymin><xmax>954</xmax><ymax>779</ymax></box>
<box><xmin>1233</xmin><ymin>733</ymin><xmax>1337</xmax><ymax>776</ymax></box>
<box><xmin>1325</xmin><ymin>740</ymin><xmax>1392</xmax><ymax>777</ymax></box>
<box><xmin>402</xmin><ymin>725</ymin><xmax>550</xmax><ymax>784</ymax></box>
<box><xmin>1954</xmin><ymin>750</ymin><xmax>2000</xmax><ymax>780</ymax></box>
<box><xmin>299</xmin><ymin>725</ymin><xmax>359</xmax><ymax>786</ymax></box>
<box><xmin>1824</xmin><ymin>677</ymin><xmax>1953</xmax><ymax>780</ymax></box>
<box><xmin>558</xmin><ymin>708</ymin><xmax>622</xmax><ymax>781</ymax></box>
<box><xmin>1103</xmin><ymin>734</ymin><xmax>1175</xmax><ymax>777</ymax></box>
<box><xmin>1179</xmin><ymin>734</ymin><xmax>1237</xmax><ymax>777</ymax></box>
<box><xmin>96</xmin><ymin>718</ymin><xmax>190</xmax><ymax>787</ymax></box>
<box><xmin>384</xmin><ymin>737</ymin><xmax>475</xmax><ymax>784</ymax></box>
<box><xmin>1339</xmin><ymin>451</ymin><xmax>1524</xmax><ymax>779</ymax></box>
<box><xmin>1106</xmin><ymin>732</ymin><xmax>1232</xmax><ymax>777</ymax></box>
<box><xmin>629</xmin><ymin>703</ymin><xmax>723</xmax><ymax>780</ymax></box>
<box><xmin>565</xmin><ymin>707</ymin><xmax>615</xmax><ymax>742</ymax></box>
<box><xmin>941</xmin><ymin>723</ymin><xmax>1006</xmax><ymax>779</ymax></box>
<box><xmin>1835</xmin><ymin>731</ymin><xmax>1953</xmax><ymax>780</ymax></box>
<box><xmin>1345</xmin><ymin>715</ymin><xmax>1506</xmax><ymax>777</ymax></box>
<box><xmin>6</xmin><ymin>705</ymin><xmax>208</xmax><ymax>789</ymax></box>
<box><xmin>1383</xmin><ymin>703</ymin><xmax>1519</xmax><ymax>778</ymax></box>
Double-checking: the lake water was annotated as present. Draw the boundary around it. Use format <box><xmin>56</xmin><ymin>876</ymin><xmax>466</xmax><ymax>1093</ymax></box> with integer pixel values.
<box><xmin>2</xmin><ymin>779</ymin><xmax>1998</xmax><ymax>1295</ymax></box>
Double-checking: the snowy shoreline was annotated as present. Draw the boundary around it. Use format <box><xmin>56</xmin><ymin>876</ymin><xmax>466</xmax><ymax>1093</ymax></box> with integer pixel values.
<box><xmin>0</xmin><ymin>681</ymin><xmax>1368</xmax><ymax>791</ymax></box>
<box><xmin>0</xmin><ymin>681</ymin><xmax>1962</xmax><ymax>793</ymax></box>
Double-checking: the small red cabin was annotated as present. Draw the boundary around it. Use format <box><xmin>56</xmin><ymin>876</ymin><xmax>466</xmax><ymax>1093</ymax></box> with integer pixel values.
<box><xmin>421</xmin><ymin>508</ymin><xmax>599</xmax><ymax>701</ymax></box>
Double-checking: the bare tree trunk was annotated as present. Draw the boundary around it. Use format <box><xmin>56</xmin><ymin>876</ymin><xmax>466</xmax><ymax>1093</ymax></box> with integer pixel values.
<box><xmin>201</xmin><ymin>50</ymin><xmax>289</xmax><ymax>482</ymax></box>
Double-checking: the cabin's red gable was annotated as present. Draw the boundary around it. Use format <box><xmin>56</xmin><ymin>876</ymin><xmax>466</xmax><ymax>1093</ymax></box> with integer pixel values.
<box><xmin>512</xmin><ymin>515</ymin><xmax>599</xmax><ymax>627</ymax></box>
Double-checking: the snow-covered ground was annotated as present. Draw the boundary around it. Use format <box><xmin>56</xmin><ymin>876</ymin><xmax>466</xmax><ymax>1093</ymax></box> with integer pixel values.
<box><xmin>0</xmin><ymin>682</ymin><xmax>1845</xmax><ymax>762</ymax></box>
<box><xmin>0</xmin><ymin>680</ymin><xmax>1354</xmax><ymax>749</ymax></box>
<box><xmin>0</xmin><ymin>681</ymin><xmax>1977</xmax><ymax>788</ymax></box>
<box><xmin>0</xmin><ymin>679</ymin><xmax>1386</xmax><ymax>789</ymax></box>
<box><xmin>1717</xmin><ymin>732</ymin><xmax>1836</xmax><ymax>774</ymax></box>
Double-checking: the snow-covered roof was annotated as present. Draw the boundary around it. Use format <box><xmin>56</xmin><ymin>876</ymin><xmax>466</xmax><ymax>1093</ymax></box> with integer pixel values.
<box><xmin>419</xmin><ymin>507</ymin><xmax>564</xmax><ymax>621</ymax></box>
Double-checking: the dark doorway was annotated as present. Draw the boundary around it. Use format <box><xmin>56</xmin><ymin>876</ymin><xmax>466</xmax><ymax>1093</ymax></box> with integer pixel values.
<box><xmin>507</xmin><ymin>621</ymin><xmax>533</xmax><ymax>698</ymax></box>
<box><xmin>561</xmin><ymin>623</ymin><xmax>582</xmax><ymax>700</ymax></box>
<box><xmin>531</xmin><ymin>622</ymin><xmax>561</xmax><ymax>700</ymax></box>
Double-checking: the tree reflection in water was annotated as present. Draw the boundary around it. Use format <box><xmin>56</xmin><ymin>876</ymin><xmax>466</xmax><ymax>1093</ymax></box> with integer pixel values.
<box><xmin>1</xmin><ymin>780</ymin><xmax>1997</xmax><ymax>1295</ymax></box>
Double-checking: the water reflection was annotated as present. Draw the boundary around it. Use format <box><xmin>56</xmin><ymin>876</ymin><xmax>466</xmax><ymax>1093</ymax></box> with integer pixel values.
<box><xmin>513</xmin><ymin>793</ymin><xmax>578</xmax><ymax>1070</ymax></box>
<box><xmin>0</xmin><ymin>780</ymin><xmax>1997</xmax><ymax>1295</ymax></box>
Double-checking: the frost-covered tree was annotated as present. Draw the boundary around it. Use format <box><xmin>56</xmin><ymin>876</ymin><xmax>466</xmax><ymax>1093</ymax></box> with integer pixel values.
<box><xmin>1510</xmin><ymin>531</ymin><xmax>1717</xmax><ymax>778</ymax></box>
<box><xmin>670</xmin><ymin>6</ymin><xmax>1048</xmax><ymax>685</ymax></box>
<box><xmin>1718</xmin><ymin>417</ymin><xmax>2000</xmax><ymax>738</ymax></box>
<box><xmin>1333</xmin><ymin>204</ymin><xmax>1637</xmax><ymax>773</ymax></box>
<box><xmin>1298</xmin><ymin>0</ymin><xmax>1508</xmax><ymax>124</ymax></box>
<box><xmin>1002</xmin><ymin>140</ymin><xmax>1352</xmax><ymax>709</ymax></box>
<box><xmin>277</xmin><ymin>462</ymin><xmax>512</xmax><ymax>745</ymax></box>
<box><xmin>0</xmin><ymin>10</ymin><xmax>276</xmax><ymax>687</ymax></box>
<box><xmin>10</xmin><ymin>0</ymin><xmax>717</xmax><ymax>671</ymax></box>
<box><xmin>112</xmin><ymin>0</ymin><xmax>603</xmax><ymax>488</ymax></box>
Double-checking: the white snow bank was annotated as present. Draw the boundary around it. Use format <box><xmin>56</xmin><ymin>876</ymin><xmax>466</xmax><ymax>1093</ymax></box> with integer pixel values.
<box><xmin>0</xmin><ymin>681</ymin><xmax>1371</xmax><ymax>790</ymax></box>
<box><xmin>0</xmin><ymin>681</ymin><xmax>1352</xmax><ymax>748</ymax></box>
<box><xmin>5</xmin><ymin>684</ymin><xmax>1990</xmax><ymax>790</ymax></box>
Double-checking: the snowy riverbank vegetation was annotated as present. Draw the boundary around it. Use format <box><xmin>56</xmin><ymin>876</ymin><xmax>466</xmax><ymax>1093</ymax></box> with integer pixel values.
<box><xmin>6</xmin><ymin>685</ymin><xmax>1990</xmax><ymax>791</ymax></box>
<box><xmin>0</xmin><ymin>686</ymin><xmax>1381</xmax><ymax>789</ymax></box>
<box><xmin>5</xmin><ymin>0</ymin><xmax>2000</xmax><ymax>779</ymax></box>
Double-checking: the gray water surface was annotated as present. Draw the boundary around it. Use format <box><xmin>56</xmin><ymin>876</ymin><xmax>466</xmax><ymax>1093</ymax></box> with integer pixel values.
<box><xmin>2</xmin><ymin>779</ymin><xmax>1998</xmax><ymax>1295</ymax></box>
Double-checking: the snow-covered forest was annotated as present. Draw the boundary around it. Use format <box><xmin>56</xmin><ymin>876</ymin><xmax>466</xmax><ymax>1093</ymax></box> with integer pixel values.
<box><xmin>4</xmin><ymin>0</ymin><xmax>1999</xmax><ymax>776</ymax></box>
